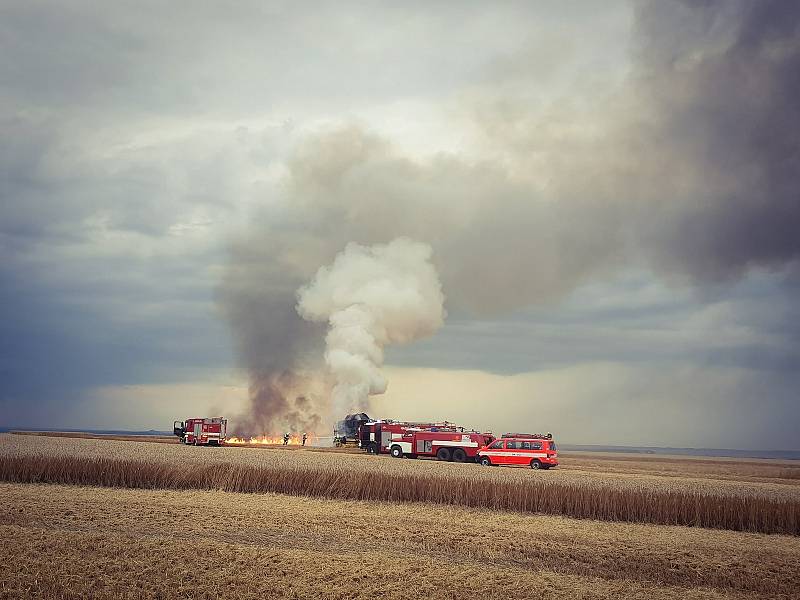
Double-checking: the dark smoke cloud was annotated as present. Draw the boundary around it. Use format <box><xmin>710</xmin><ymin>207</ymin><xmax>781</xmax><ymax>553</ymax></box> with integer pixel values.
<box><xmin>631</xmin><ymin>0</ymin><xmax>800</xmax><ymax>280</ymax></box>
<box><xmin>219</xmin><ymin>228</ymin><xmax>329</xmax><ymax>435</ymax></box>
<box><xmin>221</xmin><ymin>0</ymin><xmax>800</xmax><ymax>432</ymax></box>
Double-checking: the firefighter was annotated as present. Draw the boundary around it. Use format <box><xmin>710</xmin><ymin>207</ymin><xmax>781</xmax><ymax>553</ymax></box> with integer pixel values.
<box><xmin>283</xmin><ymin>433</ymin><xmax>290</xmax><ymax>446</ymax></box>
<box><xmin>302</xmin><ymin>433</ymin><xmax>307</xmax><ymax>446</ymax></box>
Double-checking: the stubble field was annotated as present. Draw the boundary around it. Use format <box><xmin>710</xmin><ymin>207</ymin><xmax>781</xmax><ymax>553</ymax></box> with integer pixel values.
<box><xmin>2</xmin><ymin>432</ymin><xmax>799</xmax><ymax>599</ymax></box>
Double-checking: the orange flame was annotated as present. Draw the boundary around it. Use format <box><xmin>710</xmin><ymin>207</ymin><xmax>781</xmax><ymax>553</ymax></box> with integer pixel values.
<box><xmin>225</xmin><ymin>433</ymin><xmax>315</xmax><ymax>446</ymax></box>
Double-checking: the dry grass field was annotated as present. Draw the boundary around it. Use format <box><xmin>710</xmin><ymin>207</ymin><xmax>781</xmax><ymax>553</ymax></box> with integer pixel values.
<box><xmin>2</xmin><ymin>433</ymin><xmax>799</xmax><ymax>599</ymax></box>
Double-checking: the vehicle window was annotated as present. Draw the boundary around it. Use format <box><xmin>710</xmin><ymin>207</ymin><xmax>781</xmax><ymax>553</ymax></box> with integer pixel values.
<box><xmin>532</xmin><ymin>442</ymin><xmax>542</xmax><ymax>450</ymax></box>
<box><xmin>489</xmin><ymin>440</ymin><xmax>504</xmax><ymax>449</ymax></box>
<box><xmin>506</xmin><ymin>441</ymin><xmax>518</xmax><ymax>449</ymax></box>
<box><xmin>521</xmin><ymin>441</ymin><xmax>531</xmax><ymax>449</ymax></box>
<box><xmin>549</xmin><ymin>442</ymin><xmax>557</xmax><ymax>451</ymax></box>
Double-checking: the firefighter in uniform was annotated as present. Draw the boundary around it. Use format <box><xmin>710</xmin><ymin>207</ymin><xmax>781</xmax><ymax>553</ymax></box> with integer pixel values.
<box><xmin>302</xmin><ymin>433</ymin><xmax>307</xmax><ymax>446</ymax></box>
<box><xmin>283</xmin><ymin>433</ymin><xmax>290</xmax><ymax>446</ymax></box>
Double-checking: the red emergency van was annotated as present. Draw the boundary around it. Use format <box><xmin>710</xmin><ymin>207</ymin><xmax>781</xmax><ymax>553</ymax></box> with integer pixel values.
<box><xmin>477</xmin><ymin>434</ymin><xmax>558</xmax><ymax>469</ymax></box>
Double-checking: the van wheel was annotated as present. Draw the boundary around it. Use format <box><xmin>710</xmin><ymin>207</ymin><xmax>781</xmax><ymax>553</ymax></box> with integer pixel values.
<box><xmin>480</xmin><ymin>456</ymin><xmax>491</xmax><ymax>466</ymax></box>
<box><xmin>436</xmin><ymin>447</ymin><xmax>452</xmax><ymax>461</ymax></box>
<box><xmin>452</xmin><ymin>448</ymin><xmax>467</xmax><ymax>463</ymax></box>
<box><xmin>390</xmin><ymin>445</ymin><xmax>403</xmax><ymax>458</ymax></box>
<box><xmin>530</xmin><ymin>459</ymin><xmax>542</xmax><ymax>470</ymax></box>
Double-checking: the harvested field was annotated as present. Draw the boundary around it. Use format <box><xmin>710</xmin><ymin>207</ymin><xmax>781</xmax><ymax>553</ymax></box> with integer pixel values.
<box><xmin>562</xmin><ymin>451</ymin><xmax>800</xmax><ymax>483</ymax></box>
<box><xmin>9</xmin><ymin>430</ymin><xmax>180</xmax><ymax>444</ymax></box>
<box><xmin>9</xmin><ymin>430</ymin><xmax>363</xmax><ymax>452</ymax></box>
<box><xmin>10</xmin><ymin>432</ymin><xmax>798</xmax><ymax>483</ymax></box>
<box><xmin>2</xmin><ymin>434</ymin><xmax>798</xmax><ymax>534</ymax></box>
<box><xmin>3</xmin><ymin>434</ymin><xmax>800</xmax><ymax>599</ymax></box>
<box><xmin>3</xmin><ymin>482</ymin><xmax>799</xmax><ymax>599</ymax></box>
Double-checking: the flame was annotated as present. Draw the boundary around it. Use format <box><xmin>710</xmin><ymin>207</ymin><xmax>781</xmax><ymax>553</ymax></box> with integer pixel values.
<box><xmin>225</xmin><ymin>433</ymin><xmax>315</xmax><ymax>446</ymax></box>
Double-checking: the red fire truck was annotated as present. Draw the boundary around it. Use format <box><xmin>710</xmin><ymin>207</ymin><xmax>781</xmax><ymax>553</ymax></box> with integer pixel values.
<box><xmin>357</xmin><ymin>420</ymin><xmax>461</xmax><ymax>454</ymax></box>
<box><xmin>173</xmin><ymin>417</ymin><xmax>227</xmax><ymax>446</ymax></box>
<box><xmin>387</xmin><ymin>429</ymin><xmax>496</xmax><ymax>462</ymax></box>
<box><xmin>477</xmin><ymin>433</ymin><xmax>558</xmax><ymax>469</ymax></box>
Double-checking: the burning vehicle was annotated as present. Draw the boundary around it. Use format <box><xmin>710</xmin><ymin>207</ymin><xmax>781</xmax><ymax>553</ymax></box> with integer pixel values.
<box><xmin>333</xmin><ymin>412</ymin><xmax>371</xmax><ymax>446</ymax></box>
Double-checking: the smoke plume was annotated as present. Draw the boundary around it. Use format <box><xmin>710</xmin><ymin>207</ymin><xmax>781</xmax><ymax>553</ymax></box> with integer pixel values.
<box><xmin>220</xmin><ymin>0</ymin><xmax>800</xmax><ymax>431</ymax></box>
<box><xmin>296</xmin><ymin>238</ymin><xmax>445</xmax><ymax>416</ymax></box>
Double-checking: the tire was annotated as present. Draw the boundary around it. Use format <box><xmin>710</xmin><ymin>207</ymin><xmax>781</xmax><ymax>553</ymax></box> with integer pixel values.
<box><xmin>390</xmin><ymin>445</ymin><xmax>403</xmax><ymax>458</ymax></box>
<box><xmin>530</xmin><ymin>459</ymin><xmax>542</xmax><ymax>470</ymax></box>
<box><xmin>366</xmin><ymin>442</ymin><xmax>378</xmax><ymax>454</ymax></box>
<box><xmin>436</xmin><ymin>447</ymin><xmax>452</xmax><ymax>461</ymax></box>
<box><xmin>480</xmin><ymin>456</ymin><xmax>491</xmax><ymax>466</ymax></box>
<box><xmin>452</xmin><ymin>448</ymin><xmax>467</xmax><ymax>463</ymax></box>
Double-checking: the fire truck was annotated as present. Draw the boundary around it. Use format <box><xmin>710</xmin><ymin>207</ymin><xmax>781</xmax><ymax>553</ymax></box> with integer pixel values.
<box><xmin>173</xmin><ymin>417</ymin><xmax>227</xmax><ymax>446</ymax></box>
<box><xmin>477</xmin><ymin>433</ymin><xmax>558</xmax><ymax>469</ymax></box>
<box><xmin>387</xmin><ymin>429</ymin><xmax>496</xmax><ymax>462</ymax></box>
<box><xmin>357</xmin><ymin>419</ymin><xmax>462</xmax><ymax>454</ymax></box>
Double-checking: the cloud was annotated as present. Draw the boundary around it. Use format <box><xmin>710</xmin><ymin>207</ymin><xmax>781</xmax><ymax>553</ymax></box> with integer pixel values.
<box><xmin>1</xmin><ymin>1</ymin><xmax>797</xmax><ymax>447</ymax></box>
<box><xmin>628</xmin><ymin>0</ymin><xmax>800</xmax><ymax>280</ymax></box>
<box><xmin>377</xmin><ymin>362</ymin><xmax>800</xmax><ymax>450</ymax></box>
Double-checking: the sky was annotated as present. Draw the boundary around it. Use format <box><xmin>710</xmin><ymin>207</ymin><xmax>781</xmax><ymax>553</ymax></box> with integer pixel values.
<box><xmin>1</xmin><ymin>1</ymin><xmax>798</xmax><ymax>449</ymax></box>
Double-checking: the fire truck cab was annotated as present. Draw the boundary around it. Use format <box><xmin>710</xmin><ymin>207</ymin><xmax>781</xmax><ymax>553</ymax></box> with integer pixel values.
<box><xmin>477</xmin><ymin>433</ymin><xmax>558</xmax><ymax>469</ymax></box>
<box><xmin>174</xmin><ymin>417</ymin><xmax>227</xmax><ymax>446</ymax></box>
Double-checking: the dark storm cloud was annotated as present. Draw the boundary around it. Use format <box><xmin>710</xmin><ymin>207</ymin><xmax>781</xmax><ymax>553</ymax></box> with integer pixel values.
<box><xmin>0</xmin><ymin>240</ymin><xmax>235</xmax><ymax>427</ymax></box>
<box><xmin>386</xmin><ymin>272</ymin><xmax>800</xmax><ymax>376</ymax></box>
<box><xmin>631</xmin><ymin>0</ymin><xmax>800</xmax><ymax>279</ymax></box>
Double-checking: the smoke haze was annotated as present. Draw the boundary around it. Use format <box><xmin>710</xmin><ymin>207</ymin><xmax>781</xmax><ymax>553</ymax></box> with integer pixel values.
<box><xmin>219</xmin><ymin>0</ymin><xmax>800</xmax><ymax>432</ymax></box>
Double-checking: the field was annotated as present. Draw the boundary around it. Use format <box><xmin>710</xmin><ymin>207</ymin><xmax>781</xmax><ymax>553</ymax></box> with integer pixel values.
<box><xmin>2</xmin><ymin>433</ymin><xmax>799</xmax><ymax>599</ymax></box>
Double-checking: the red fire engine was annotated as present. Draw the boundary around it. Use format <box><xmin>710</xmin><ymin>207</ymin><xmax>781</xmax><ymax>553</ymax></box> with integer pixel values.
<box><xmin>387</xmin><ymin>429</ymin><xmax>496</xmax><ymax>462</ymax></box>
<box><xmin>477</xmin><ymin>433</ymin><xmax>558</xmax><ymax>469</ymax></box>
<box><xmin>173</xmin><ymin>417</ymin><xmax>227</xmax><ymax>446</ymax></box>
<box><xmin>357</xmin><ymin>420</ymin><xmax>461</xmax><ymax>454</ymax></box>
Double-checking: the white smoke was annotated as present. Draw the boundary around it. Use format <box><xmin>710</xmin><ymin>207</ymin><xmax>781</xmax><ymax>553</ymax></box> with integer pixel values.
<box><xmin>296</xmin><ymin>238</ymin><xmax>446</xmax><ymax>416</ymax></box>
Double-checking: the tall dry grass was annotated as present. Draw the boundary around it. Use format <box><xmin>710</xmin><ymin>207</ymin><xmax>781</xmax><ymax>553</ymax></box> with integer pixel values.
<box><xmin>2</xmin><ymin>453</ymin><xmax>797</xmax><ymax>535</ymax></box>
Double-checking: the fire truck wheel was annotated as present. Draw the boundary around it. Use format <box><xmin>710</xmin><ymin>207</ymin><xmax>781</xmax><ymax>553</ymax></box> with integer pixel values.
<box><xmin>390</xmin><ymin>445</ymin><xmax>403</xmax><ymax>458</ymax></box>
<box><xmin>452</xmin><ymin>448</ymin><xmax>467</xmax><ymax>462</ymax></box>
<box><xmin>367</xmin><ymin>443</ymin><xmax>378</xmax><ymax>454</ymax></box>
<box><xmin>436</xmin><ymin>447</ymin><xmax>452</xmax><ymax>461</ymax></box>
<box><xmin>480</xmin><ymin>456</ymin><xmax>491</xmax><ymax>466</ymax></box>
<box><xmin>530</xmin><ymin>459</ymin><xmax>542</xmax><ymax>470</ymax></box>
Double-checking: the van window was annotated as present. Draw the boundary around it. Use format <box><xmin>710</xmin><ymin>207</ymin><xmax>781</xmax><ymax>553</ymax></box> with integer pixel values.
<box><xmin>521</xmin><ymin>441</ymin><xmax>531</xmax><ymax>450</ymax></box>
<box><xmin>548</xmin><ymin>442</ymin><xmax>557</xmax><ymax>451</ymax></box>
<box><xmin>489</xmin><ymin>440</ymin><xmax>504</xmax><ymax>449</ymax></box>
<box><xmin>532</xmin><ymin>442</ymin><xmax>542</xmax><ymax>450</ymax></box>
<box><xmin>506</xmin><ymin>441</ymin><xmax>519</xmax><ymax>449</ymax></box>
